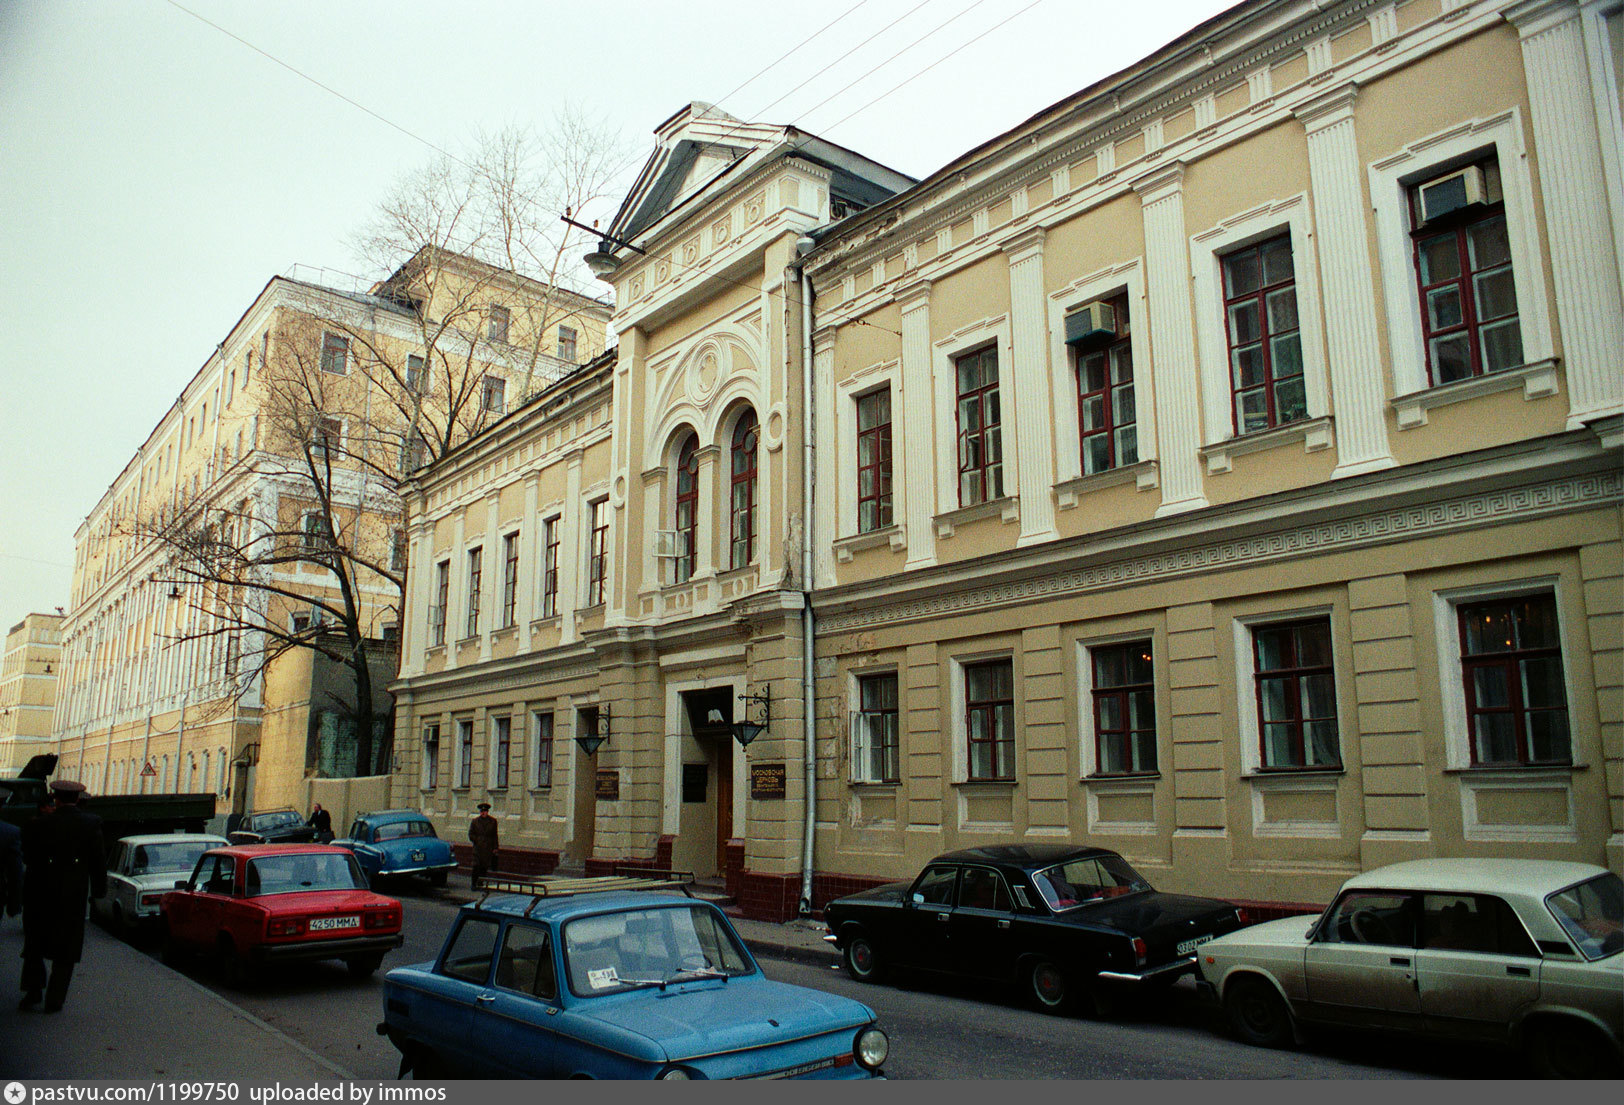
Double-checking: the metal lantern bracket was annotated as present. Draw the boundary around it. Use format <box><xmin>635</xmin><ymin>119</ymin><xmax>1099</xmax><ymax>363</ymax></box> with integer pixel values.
<box><xmin>575</xmin><ymin>706</ymin><xmax>611</xmax><ymax>756</ymax></box>
<box><xmin>731</xmin><ymin>685</ymin><xmax>771</xmax><ymax>747</ymax></box>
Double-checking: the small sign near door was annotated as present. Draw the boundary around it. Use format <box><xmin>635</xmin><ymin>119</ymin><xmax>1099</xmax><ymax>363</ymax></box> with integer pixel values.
<box><xmin>750</xmin><ymin>761</ymin><xmax>787</xmax><ymax>800</ymax></box>
<box><xmin>594</xmin><ymin>769</ymin><xmax>620</xmax><ymax>800</ymax></box>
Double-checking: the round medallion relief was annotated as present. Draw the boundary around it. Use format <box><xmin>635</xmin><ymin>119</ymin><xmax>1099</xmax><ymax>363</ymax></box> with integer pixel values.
<box><xmin>763</xmin><ymin>406</ymin><xmax>786</xmax><ymax>452</ymax></box>
<box><xmin>688</xmin><ymin>348</ymin><xmax>720</xmax><ymax>403</ymax></box>
<box><xmin>611</xmin><ymin>475</ymin><xmax>627</xmax><ymax>506</ymax></box>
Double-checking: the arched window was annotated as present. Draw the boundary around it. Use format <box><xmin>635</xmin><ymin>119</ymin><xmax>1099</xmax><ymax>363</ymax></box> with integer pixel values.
<box><xmin>729</xmin><ymin>410</ymin><xmax>758</xmax><ymax>570</ymax></box>
<box><xmin>160</xmin><ymin>754</ymin><xmax>171</xmax><ymax>793</ymax></box>
<box><xmin>674</xmin><ymin>433</ymin><xmax>699</xmax><ymax>583</ymax></box>
<box><xmin>217</xmin><ymin>748</ymin><xmax>228</xmax><ymax>795</ymax></box>
<box><xmin>201</xmin><ymin>750</ymin><xmax>212</xmax><ymax>795</ymax></box>
<box><xmin>186</xmin><ymin>753</ymin><xmax>198</xmax><ymax>792</ymax></box>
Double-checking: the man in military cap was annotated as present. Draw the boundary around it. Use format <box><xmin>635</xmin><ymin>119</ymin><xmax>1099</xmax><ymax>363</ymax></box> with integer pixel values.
<box><xmin>19</xmin><ymin>779</ymin><xmax>106</xmax><ymax>1012</ymax></box>
<box><xmin>468</xmin><ymin>802</ymin><xmax>499</xmax><ymax>889</ymax></box>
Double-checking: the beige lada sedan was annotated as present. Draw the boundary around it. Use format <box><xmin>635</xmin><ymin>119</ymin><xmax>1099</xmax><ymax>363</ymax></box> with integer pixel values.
<box><xmin>1194</xmin><ymin>859</ymin><xmax>1621</xmax><ymax>1078</ymax></box>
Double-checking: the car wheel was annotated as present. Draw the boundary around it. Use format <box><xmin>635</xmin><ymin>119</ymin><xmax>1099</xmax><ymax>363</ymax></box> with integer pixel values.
<box><xmin>160</xmin><ymin>923</ymin><xmax>187</xmax><ymax>968</ymax></box>
<box><xmin>1526</xmin><ymin>1020</ymin><xmax>1624</xmax><ymax>1079</ymax></box>
<box><xmin>842</xmin><ymin>932</ymin><xmax>886</xmax><ymax>983</ymax></box>
<box><xmin>1224</xmin><ymin>975</ymin><xmax>1294</xmax><ymax>1048</ymax></box>
<box><xmin>217</xmin><ymin>938</ymin><xmax>257</xmax><ymax>989</ymax></box>
<box><xmin>346</xmin><ymin>954</ymin><xmax>384</xmax><ymax>979</ymax></box>
<box><xmin>428</xmin><ymin>870</ymin><xmax>448</xmax><ymax>888</ymax></box>
<box><xmin>1026</xmin><ymin>959</ymin><xmax>1072</xmax><ymax>1014</ymax></box>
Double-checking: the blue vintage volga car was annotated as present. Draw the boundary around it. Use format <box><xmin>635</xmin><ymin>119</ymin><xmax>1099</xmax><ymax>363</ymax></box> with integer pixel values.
<box><xmin>333</xmin><ymin>810</ymin><xmax>457</xmax><ymax>886</ymax></box>
<box><xmin>378</xmin><ymin>889</ymin><xmax>890</xmax><ymax>1079</ymax></box>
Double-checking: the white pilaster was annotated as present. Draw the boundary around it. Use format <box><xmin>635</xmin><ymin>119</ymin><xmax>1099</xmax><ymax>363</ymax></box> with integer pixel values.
<box><xmin>898</xmin><ymin>281</ymin><xmax>938</xmax><ymax>570</ymax></box>
<box><xmin>1135</xmin><ymin>164</ymin><xmax>1208</xmax><ymax>515</ymax></box>
<box><xmin>1508</xmin><ymin>0</ymin><xmax>1624</xmax><ymax>426</ymax></box>
<box><xmin>1297</xmin><ymin>83</ymin><xmax>1397</xmax><ymax>477</ymax></box>
<box><xmin>518</xmin><ymin>475</ymin><xmax>539</xmax><ymax>650</ymax></box>
<box><xmin>480</xmin><ymin>492</ymin><xmax>500</xmax><ymax>663</ymax></box>
<box><xmin>559</xmin><ymin>453</ymin><xmax>583</xmax><ymax>645</ymax></box>
<box><xmin>1003</xmin><ymin>229</ymin><xmax>1058</xmax><ymax>546</ymax></box>
<box><xmin>446</xmin><ymin>514</ymin><xmax>465</xmax><ymax>671</ymax></box>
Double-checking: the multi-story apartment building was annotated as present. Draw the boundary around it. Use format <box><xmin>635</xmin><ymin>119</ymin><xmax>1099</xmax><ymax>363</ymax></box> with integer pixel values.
<box><xmin>0</xmin><ymin>613</ymin><xmax>63</xmax><ymax>773</ymax></box>
<box><xmin>392</xmin><ymin>0</ymin><xmax>1623</xmax><ymax>920</ymax></box>
<box><xmin>55</xmin><ymin>252</ymin><xmax>609</xmax><ymax>817</ymax></box>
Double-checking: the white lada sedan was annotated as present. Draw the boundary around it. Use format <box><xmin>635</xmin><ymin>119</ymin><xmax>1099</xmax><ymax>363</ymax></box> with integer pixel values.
<box><xmin>1195</xmin><ymin>859</ymin><xmax>1621</xmax><ymax>1078</ymax></box>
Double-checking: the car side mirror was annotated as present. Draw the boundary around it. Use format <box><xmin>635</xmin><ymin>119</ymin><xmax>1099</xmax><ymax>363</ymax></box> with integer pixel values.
<box><xmin>910</xmin><ymin>892</ymin><xmax>924</xmax><ymax>905</ymax></box>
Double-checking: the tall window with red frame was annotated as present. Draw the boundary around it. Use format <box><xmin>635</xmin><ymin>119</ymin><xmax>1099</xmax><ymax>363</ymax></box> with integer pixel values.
<box><xmin>500</xmin><ymin>532</ymin><xmax>519</xmax><ymax>628</ymax></box>
<box><xmin>674</xmin><ymin>433</ymin><xmax>699</xmax><ymax>582</ymax></box>
<box><xmin>1458</xmin><ymin>594</ymin><xmax>1569</xmax><ymax>766</ymax></box>
<box><xmin>1091</xmin><ymin>641</ymin><xmax>1156</xmax><ymax>775</ymax></box>
<box><xmin>1410</xmin><ymin>158</ymin><xmax>1522</xmax><ymax>385</ymax></box>
<box><xmin>964</xmin><ymin>659</ymin><xmax>1014</xmax><ymax>781</ymax></box>
<box><xmin>540</xmin><ymin>517</ymin><xmax>559</xmax><ymax>618</ymax></box>
<box><xmin>430</xmin><ymin>560</ymin><xmax>449</xmax><ymax>646</ymax></box>
<box><xmin>730</xmin><ymin>411</ymin><xmax>758</xmax><ymax>569</ymax></box>
<box><xmin>1222</xmin><ymin>235</ymin><xmax>1305</xmax><ymax>435</ymax></box>
<box><xmin>856</xmin><ymin>388</ymin><xmax>893</xmax><ymax>533</ymax></box>
<box><xmin>465</xmin><ymin>546</ymin><xmax>483</xmax><ymax>637</ymax></box>
<box><xmin>1252</xmin><ymin>618</ymin><xmax>1340</xmax><ymax>769</ymax></box>
<box><xmin>954</xmin><ymin>346</ymin><xmax>1002</xmax><ymax>505</ymax></box>
<box><xmin>1074</xmin><ymin>294</ymin><xmax>1137</xmax><ymax>475</ymax></box>
<box><xmin>491</xmin><ymin>716</ymin><xmax>511</xmax><ymax>789</ymax></box>
<box><xmin>586</xmin><ymin>499</ymin><xmax>608</xmax><ymax>606</ymax></box>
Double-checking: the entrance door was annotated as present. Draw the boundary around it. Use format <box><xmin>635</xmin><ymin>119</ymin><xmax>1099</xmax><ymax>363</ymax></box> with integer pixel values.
<box><xmin>677</xmin><ymin>688</ymin><xmax>734</xmax><ymax>879</ymax></box>
<box><xmin>568</xmin><ymin>719</ymin><xmax>596</xmax><ymax>864</ymax></box>
<box><xmin>713</xmin><ymin>736</ymin><xmax>733</xmax><ymax>873</ymax></box>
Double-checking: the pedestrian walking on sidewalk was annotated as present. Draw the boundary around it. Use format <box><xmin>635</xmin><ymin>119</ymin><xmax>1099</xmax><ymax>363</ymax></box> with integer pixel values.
<box><xmin>0</xmin><ymin>817</ymin><xmax>22</xmax><ymax>927</ymax></box>
<box><xmin>307</xmin><ymin>803</ymin><xmax>333</xmax><ymax>843</ymax></box>
<box><xmin>469</xmin><ymin>803</ymin><xmax>499</xmax><ymax>889</ymax></box>
<box><xmin>19</xmin><ymin>779</ymin><xmax>106</xmax><ymax>1013</ymax></box>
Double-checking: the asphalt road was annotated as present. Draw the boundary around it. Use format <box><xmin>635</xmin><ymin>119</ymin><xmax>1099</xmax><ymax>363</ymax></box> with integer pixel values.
<box><xmin>129</xmin><ymin>885</ymin><xmax>1531</xmax><ymax>1080</ymax></box>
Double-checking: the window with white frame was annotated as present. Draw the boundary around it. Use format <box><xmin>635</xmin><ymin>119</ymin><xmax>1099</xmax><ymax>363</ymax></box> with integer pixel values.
<box><xmin>954</xmin><ymin>346</ymin><xmax>1003</xmax><ymax>505</ymax></box>
<box><xmin>481</xmin><ymin>375</ymin><xmax>506</xmax><ymax>415</ymax></box>
<box><xmin>585</xmin><ymin>499</ymin><xmax>608</xmax><ymax>606</ymax></box>
<box><xmin>540</xmin><ymin>517</ymin><xmax>559</xmax><ymax>618</ymax></box>
<box><xmin>465</xmin><ymin>546</ymin><xmax>483</xmax><ymax>637</ymax></box>
<box><xmin>300</xmin><ymin>511</ymin><xmax>334</xmax><ymax>551</ymax></box>
<box><xmin>490</xmin><ymin>715</ymin><xmax>511</xmax><ymax>789</ymax></box>
<box><xmin>557</xmin><ymin>326</ymin><xmax>578</xmax><ymax>362</ymax></box>
<box><xmin>963</xmin><ymin>659</ymin><xmax>1014</xmax><ymax>782</ymax></box>
<box><xmin>312</xmin><ymin>417</ymin><xmax>342</xmax><ymax>461</ymax></box>
<box><xmin>320</xmin><ymin>332</ymin><xmax>349</xmax><ymax>375</ymax></box>
<box><xmin>532</xmin><ymin>710</ymin><xmax>554</xmax><ymax>788</ymax></box>
<box><xmin>856</xmin><ymin>388</ymin><xmax>893</xmax><ymax>533</ymax></box>
<box><xmin>405</xmin><ymin>353</ymin><xmax>426</xmax><ymax>394</ymax></box>
<box><xmin>456</xmin><ymin>718</ymin><xmax>474</xmax><ymax>788</ymax></box>
<box><xmin>1251</xmin><ymin>617</ymin><xmax>1340</xmax><ymax>770</ymax></box>
<box><xmin>1222</xmin><ymin>235</ymin><xmax>1306</xmax><ymax>435</ymax></box>
<box><xmin>1064</xmin><ymin>291</ymin><xmax>1139</xmax><ymax>476</ymax></box>
<box><xmin>852</xmin><ymin>672</ymin><xmax>899</xmax><ymax>784</ymax></box>
<box><xmin>1456</xmin><ymin>593</ymin><xmax>1569</xmax><ymax>767</ymax></box>
<box><xmin>730</xmin><ymin>411</ymin><xmax>758</xmax><ymax>569</ymax></box>
<box><xmin>1088</xmin><ymin>641</ymin><xmax>1156</xmax><ymax>775</ymax></box>
<box><xmin>422</xmin><ymin>723</ymin><xmax>440</xmax><ymax>789</ymax></box>
<box><xmin>429</xmin><ymin>559</ymin><xmax>449</xmax><ymax>646</ymax></box>
<box><xmin>674</xmin><ymin>433</ymin><xmax>699</xmax><ymax>583</ymax></box>
<box><xmin>487</xmin><ymin>305</ymin><xmax>510</xmax><ymax>343</ymax></box>
<box><xmin>500</xmin><ymin>532</ymin><xmax>519</xmax><ymax>628</ymax></box>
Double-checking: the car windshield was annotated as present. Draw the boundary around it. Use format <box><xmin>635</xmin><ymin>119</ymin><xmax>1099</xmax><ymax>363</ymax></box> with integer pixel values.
<box><xmin>563</xmin><ymin>905</ymin><xmax>753</xmax><ymax>996</ymax></box>
<box><xmin>1545</xmin><ymin>873</ymin><xmax>1623</xmax><ymax>961</ymax></box>
<box><xmin>130</xmin><ymin>841</ymin><xmax>215</xmax><ymax>875</ymax></box>
<box><xmin>245</xmin><ymin>852</ymin><xmax>364</xmax><ymax>896</ymax></box>
<box><xmin>375</xmin><ymin>820</ymin><xmax>436</xmax><ymax>842</ymax></box>
<box><xmin>1032</xmin><ymin>854</ymin><xmax>1152</xmax><ymax>911</ymax></box>
<box><xmin>255</xmin><ymin>811</ymin><xmax>303</xmax><ymax>830</ymax></box>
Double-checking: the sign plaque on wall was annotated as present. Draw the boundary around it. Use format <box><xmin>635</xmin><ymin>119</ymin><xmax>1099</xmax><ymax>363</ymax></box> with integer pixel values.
<box><xmin>750</xmin><ymin>762</ymin><xmax>787</xmax><ymax>800</ymax></box>
<box><xmin>594</xmin><ymin>769</ymin><xmax>620</xmax><ymax>800</ymax></box>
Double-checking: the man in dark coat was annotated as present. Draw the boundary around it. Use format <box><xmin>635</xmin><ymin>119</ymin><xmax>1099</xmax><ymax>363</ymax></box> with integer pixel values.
<box><xmin>468</xmin><ymin>803</ymin><xmax>499</xmax><ymax>889</ymax></box>
<box><xmin>20</xmin><ymin>780</ymin><xmax>106</xmax><ymax>1012</ymax></box>
<box><xmin>307</xmin><ymin>803</ymin><xmax>333</xmax><ymax>843</ymax></box>
<box><xmin>0</xmin><ymin>816</ymin><xmax>22</xmax><ymax>926</ymax></box>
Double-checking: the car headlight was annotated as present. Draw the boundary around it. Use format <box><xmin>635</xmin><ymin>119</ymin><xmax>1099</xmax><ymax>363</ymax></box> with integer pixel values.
<box><xmin>853</xmin><ymin>1026</ymin><xmax>888</xmax><ymax>1070</ymax></box>
<box><xmin>657</xmin><ymin>1067</ymin><xmax>692</xmax><ymax>1080</ymax></box>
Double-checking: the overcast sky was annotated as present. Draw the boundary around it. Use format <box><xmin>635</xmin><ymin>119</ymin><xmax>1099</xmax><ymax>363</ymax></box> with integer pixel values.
<box><xmin>0</xmin><ymin>0</ymin><xmax>1236</xmax><ymax>631</ymax></box>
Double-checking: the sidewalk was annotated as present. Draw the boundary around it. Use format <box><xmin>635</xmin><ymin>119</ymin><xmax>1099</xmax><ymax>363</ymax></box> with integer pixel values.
<box><xmin>0</xmin><ymin>917</ymin><xmax>350</xmax><ymax>1081</ymax></box>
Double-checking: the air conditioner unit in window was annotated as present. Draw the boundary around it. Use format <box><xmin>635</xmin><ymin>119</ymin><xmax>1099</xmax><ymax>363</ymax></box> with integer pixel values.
<box><xmin>652</xmin><ymin>530</ymin><xmax>682</xmax><ymax>559</ymax></box>
<box><xmin>1064</xmin><ymin>299</ymin><xmax>1121</xmax><ymax>350</ymax></box>
<box><xmin>1417</xmin><ymin>165</ymin><xmax>1487</xmax><ymax>225</ymax></box>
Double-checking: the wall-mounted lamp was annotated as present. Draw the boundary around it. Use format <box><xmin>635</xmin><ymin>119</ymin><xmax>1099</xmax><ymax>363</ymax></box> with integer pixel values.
<box><xmin>731</xmin><ymin>685</ymin><xmax>770</xmax><ymax>747</ymax></box>
<box><xmin>575</xmin><ymin>706</ymin><xmax>610</xmax><ymax>757</ymax></box>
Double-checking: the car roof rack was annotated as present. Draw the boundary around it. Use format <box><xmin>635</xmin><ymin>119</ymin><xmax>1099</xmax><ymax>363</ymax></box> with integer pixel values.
<box><xmin>477</xmin><ymin>869</ymin><xmax>697</xmax><ymax>917</ymax></box>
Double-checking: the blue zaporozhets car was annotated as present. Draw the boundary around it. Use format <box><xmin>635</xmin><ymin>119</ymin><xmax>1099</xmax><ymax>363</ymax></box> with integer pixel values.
<box><xmin>333</xmin><ymin>810</ymin><xmax>457</xmax><ymax>886</ymax></box>
<box><xmin>377</xmin><ymin>888</ymin><xmax>890</xmax><ymax>1079</ymax></box>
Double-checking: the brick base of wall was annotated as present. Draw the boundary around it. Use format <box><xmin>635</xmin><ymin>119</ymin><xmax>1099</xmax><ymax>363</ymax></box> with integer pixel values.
<box><xmin>1234</xmin><ymin>899</ymin><xmax>1324</xmax><ymax>924</ymax></box>
<box><xmin>585</xmin><ymin>835</ymin><xmax>677</xmax><ymax>878</ymax></box>
<box><xmin>450</xmin><ymin>843</ymin><xmax>560</xmax><ymax>877</ymax></box>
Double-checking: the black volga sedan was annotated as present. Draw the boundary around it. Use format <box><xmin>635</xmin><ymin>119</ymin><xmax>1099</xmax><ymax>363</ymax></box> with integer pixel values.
<box><xmin>822</xmin><ymin>844</ymin><xmax>1247</xmax><ymax>1014</ymax></box>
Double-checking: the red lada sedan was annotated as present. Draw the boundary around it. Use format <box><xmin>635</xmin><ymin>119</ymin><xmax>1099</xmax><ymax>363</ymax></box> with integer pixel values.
<box><xmin>161</xmin><ymin>844</ymin><xmax>403</xmax><ymax>986</ymax></box>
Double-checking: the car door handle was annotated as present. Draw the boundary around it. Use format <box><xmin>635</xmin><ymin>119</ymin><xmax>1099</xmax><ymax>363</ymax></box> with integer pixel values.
<box><xmin>1506</xmin><ymin>966</ymin><xmax>1531</xmax><ymax>977</ymax></box>
<box><xmin>1389</xmin><ymin>957</ymin><xmax>1411</xmax><ymax>967</ymax></box>
<box><xmin>936</xmin><ymin>912</ymin><xmax>949</xmax><ymax>923</ymax></box>
<box><xmin>997</xmin><ymin>919</ymin><xmax>1011</xmax><ymax>929</ymax></box>
<box><xmin>475</xmin><ymin>994</ymin><xmax>496</xmax><ymax>1004</ymax></box>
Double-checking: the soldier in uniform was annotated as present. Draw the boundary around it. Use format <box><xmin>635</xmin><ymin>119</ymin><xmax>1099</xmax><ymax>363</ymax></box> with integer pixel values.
<box><xmin>19</xmin><ymin>780</ymin><xmax>106</xmax><ymax>1012</ymax></box>
<box><xmin>468</xmin><ymin>802</ymin><xmax>499</xmax><ymax>889</ymax></box>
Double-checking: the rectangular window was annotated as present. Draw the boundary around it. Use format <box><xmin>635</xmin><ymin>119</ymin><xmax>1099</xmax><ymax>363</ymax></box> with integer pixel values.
<box><xmin>856</xmin><ymin>388</ymin><xmax>893</xmax><ymax>533</ymax></box>
<box><xmin>1090</xmin><ymin>641</ymin><xmax>1156</xmax><ymax>774</ymax></box>
<box><xmin>405</xmin><ymin>353</ymin><xmax>426</xmax><ymax>394</ymax></box>
<box><xmin>1073</xmin><ymin>293</ymin><xmax>1138</xmax><ymax>474</ymax></box>
<box><xmin>456</xmin><ymin>719</ymin><xmax>474</xmax><ymax>788</ymax></box>
<box><xmin>1222</xmin><ymin>235</ymin><xmax>1305</xmax><ymax>434</ymax></box>
<box><xmin>488</xmin><ymin>305</ymin><xmax>510</xmax><ymax>343</ymax></box>
<box><xmin>557</xmin><ymin>326</ymin><xmax>578</xmax><ymax>361</ymax></box>
<box><xmin>541</xmin><ymin>517</ymin><xmax>559</xmax><ymax>618</ymax></box>
<box><xmin>1458</xmin><ymin>594</ymin><xmax>1569</xmax><ymax>766</ymax></box>
<box><xmin>1410</xmin><ymin>158</ymin><xmax>1522</xmax><ymax>384</ymax></box>
<box><xmin>1253</xmin><ymin>618</ymin><xmax>1339</xmax><ymax>769</ymax></box>
<box><xmin>320</xmin><ymin>332</ymin><xmax>349</xmax><ymax>375</ymax></box>
<box><xmin>532</xmin><ymin>711</ymin><xmax>554</xmax><ymax>788</ymax></box>
<box><xmin>312</xmin><ymin>417</ymin><xmax>341</xmax><ymax>460</ymax></box>
<box><xmin>481</xmin><ymin>375</ymin><xmax>506</xmax><ymax>415</ymax></box>
<box><xmin>243</xmin><ymin>348</ymin><xmax>253</xmax><ymax>386</ymax></box>
<box><xmin>501</xmin><ymin>532</ymin><xmax>519</xmax><ymax>628</ymax></box>
<box><xmin>430</xmin><ymin>559</ymin><xmax>449</xmax><ymax>646</ymax></box>
<box><xmin>586</xmin><ymin>500</ymin><xmax>607</xmax><ymax>607</ymax></box>
<box><xmin>259</xmin><ymin>331</ymin><xmax>268</xmax><ymax>378</ymax></box>
<box><xmin>400</xmin><ymin>429</ymin><xmax>427</xmax><ymax>476</ymax></box>
<box><xmin>964</xmin><ymin>659</ymin><xmax>1014</xmax><ymax>781</ymax></box>
<box><xmin>390</xmin><ymin>529</ymin><xmax>406</xmax><ymax>573</ymax></box>
<box><xmin>853</xmin><ymin>673</ymin><xmax>899</xmax><ymax>784</ymax></box>
<box><xmin>954</xmin><ymin>345</ymin><xmax>1003</xmax><ymax>506</ymax></box>
<box><xmin>491</xmin><ymin>716</ymin><xmax>511</xmax><ymax>789</ymax></box>
<box><xmin>300</xmin><ymin>511</ymin><xmax>333</xmax><ymax>550</ymax></box>
<box><xmin>422</xmin><ymin>724</ymin><xmax>440</xmax><ymax>790</ymax></box>
<box><xmin>224</xmin><ymin>366</ymin><xmax>234</xmax><ymax>406</ymax></box>
<box><xmin>465</xmin><ymin>547</ymin><xmax>483</xmax><ymax>637</ymax></box>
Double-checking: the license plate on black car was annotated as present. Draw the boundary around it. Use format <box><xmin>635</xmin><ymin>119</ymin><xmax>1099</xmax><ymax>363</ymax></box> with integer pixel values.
<box><xmin>310</xmin><ymin>915</ymin><xmax>360</xmax><ymax>931</ymax></box>
<box><xmin>1177</xmin><ymin>933</ymin><xmax>1215</xmax><ymax>955</ymax></box>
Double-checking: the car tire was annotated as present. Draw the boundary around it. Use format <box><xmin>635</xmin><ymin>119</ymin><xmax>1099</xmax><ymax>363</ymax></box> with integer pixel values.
<box><xmin>217</xmin><ymin>938</ymin><xmax>257</xmax><ymax>989</ymax></box>
<box><xmin>1526</xmin><ymin>1020</ymin><xmax>1624</xmax><ymax>1079</ymax></box>
<box><xmin>1224</xmin><ymin>975</ymin><xmax>1294</xmax><ymax>1048</ymax></box>
<box><xmin>841</xmin><ymin>932</ymin><xmax>886</xmax><ymax>983</ymax></box>
<box><xmin>429</xmin><ymin>870</ymin><xmax>448</xmax><ymax>888</ymax></box>
<box><xmin>346</xmin><ymin>954</ymin><xmax>384</xmax><ymax>979</ymax></box>
<box><xmin>1026</xmin><ymin>958</ymin><xmax>1073</xmax><ymax>1014</ymax></box>
<box><xmin>160</xmin><ymin>923</ymin><xmax>186</xmax><ymax>968</ymax></box>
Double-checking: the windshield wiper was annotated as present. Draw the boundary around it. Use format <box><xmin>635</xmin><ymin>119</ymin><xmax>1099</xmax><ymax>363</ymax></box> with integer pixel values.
<box><xmin>666</xmin><ymin>967</ymin><xmax>730</xmax><ymax>985</ymax></box>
